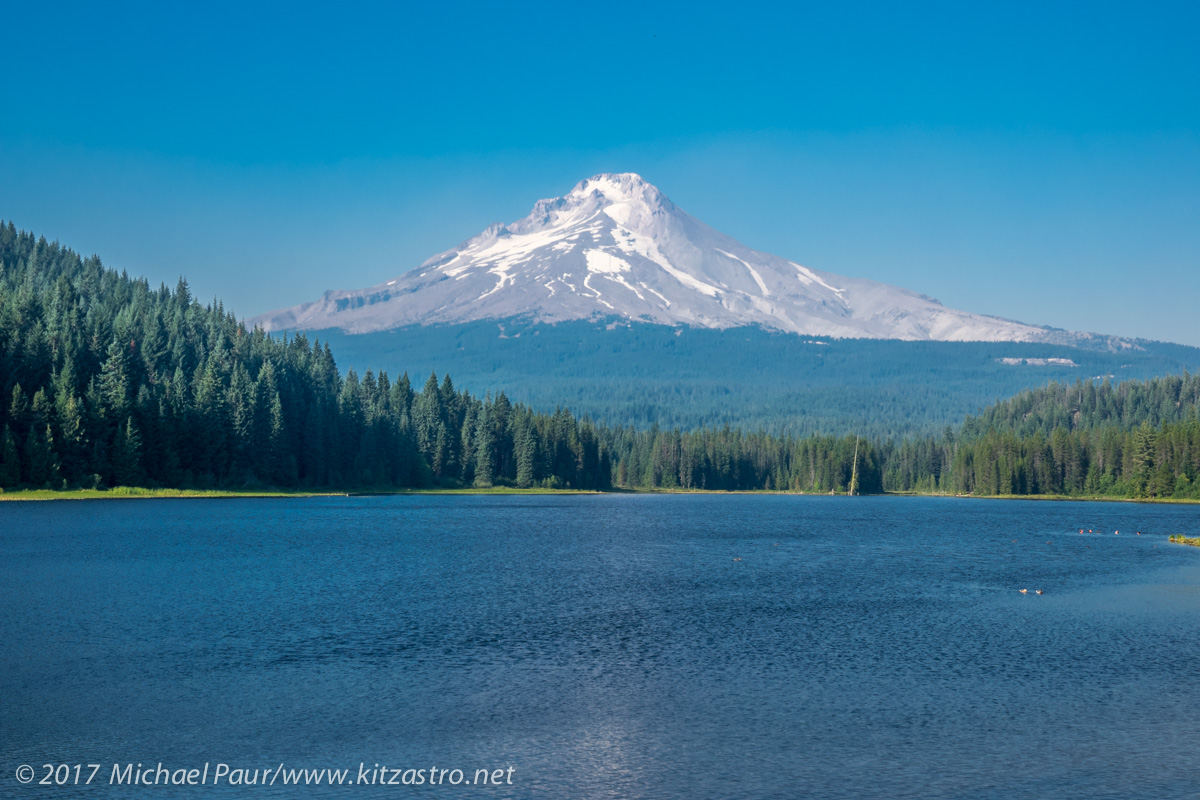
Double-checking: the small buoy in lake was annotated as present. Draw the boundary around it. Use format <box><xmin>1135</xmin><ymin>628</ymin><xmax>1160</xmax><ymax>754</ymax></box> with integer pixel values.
<box><xmin>1019</xmin><ymin>588</ymin><xmax>1028</xmax><ymax>594</ymax></box>
<box><xmin>1035</xmin><ymin>590</ymin><xmax>1043</xmax><ymax>595</ymax></box>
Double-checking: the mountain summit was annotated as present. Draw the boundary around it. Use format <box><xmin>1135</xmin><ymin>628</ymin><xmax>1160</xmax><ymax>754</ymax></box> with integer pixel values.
<box><xmin>252</xmin><ymin>173</ymin><xmax>1063</xmax><ymax>342</ymax></box>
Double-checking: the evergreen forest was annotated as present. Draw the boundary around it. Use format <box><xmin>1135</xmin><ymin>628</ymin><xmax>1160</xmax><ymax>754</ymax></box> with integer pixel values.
<box><xmin>1</xmin><ymin>223</ymin><xmax>1197</xmax><ymax>499</ymax></box>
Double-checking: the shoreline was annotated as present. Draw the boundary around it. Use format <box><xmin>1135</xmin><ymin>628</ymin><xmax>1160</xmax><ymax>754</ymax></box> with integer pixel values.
<box><xmin>0</xmin><ymin>486</ymin><xmax>603</xmax><ymax>502</ymax></box>
<box><xmin>2</xmin><ymin>487</ymin><xmax>1198</xmax><ymax>504</ymax></box>
<box><xmin>886</xmin><ymin>490</ymin><xmax>1200</xmax><ymax>506</ymax></box>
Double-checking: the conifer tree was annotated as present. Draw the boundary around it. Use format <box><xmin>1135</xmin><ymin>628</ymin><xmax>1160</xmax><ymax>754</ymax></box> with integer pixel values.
<box><xmin>473</xmin><ymin>403</ymin><xmax>495</xmax><ymax>488</ymax></box>
<box><xmin>97</xmin><ymin>338</ymin><xmax>132</xmax><ymax>421</ymax></box>
<box><xmin>0</xmin><ymin>426</ymin><xmax>20</xmax><ymax>487</ymax></box>
<box><xmin>111</xmin><ymin>417</ymin><xmax>144</xmax><ymax>486</ymax></box>
<box><xmin>7</xmin><ymin>385</ymin><xmax>29</xmax><ymax>439</ymax></box>
<box><xmin>25</xmin><ymin>424</ymin><xmax>60</xmax><ymax>487</ymax></box>
<box><xmin>515</xmin><ymin>417</ymin><xmax>537</xmax><ymax>488</ymax></box>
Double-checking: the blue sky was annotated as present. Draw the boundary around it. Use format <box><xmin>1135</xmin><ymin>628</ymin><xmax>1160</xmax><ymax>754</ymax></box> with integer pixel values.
<box><xmin>2</xmin><ymin>1</ymin><xmax>1198</xmax><ymax>344</ymax></box>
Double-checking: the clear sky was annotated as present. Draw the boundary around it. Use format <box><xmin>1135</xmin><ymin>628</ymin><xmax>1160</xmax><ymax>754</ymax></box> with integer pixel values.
<box><xmin>2</xmin><ymin>1</ymin><xmax>1198</xmax><ymax>344</ymax></box>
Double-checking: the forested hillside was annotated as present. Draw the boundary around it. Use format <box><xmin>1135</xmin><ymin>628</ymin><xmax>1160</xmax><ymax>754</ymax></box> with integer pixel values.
<box><xmin>883</xmin><ymin>376</ymin><xmax>1200</xmax><ymax>498</ymax></box>
<box><xmin>318</xmin><ymin>319</ymin><xmax>1200</xmax><ymax>438</ymax></box>
<box><xmin>1</xmin><ymin>222</ymin><xmax>1195</xmax><ymax>500</ymax></box>
<box><xmin>0</xmin><ymin>223</ymin><xmax>873</xmax><ymax>493</ymax></box>
<box><xmin>960</xmin><ymin>375</ymin><xmax>1200</xmax><ymax>437</ymax></box>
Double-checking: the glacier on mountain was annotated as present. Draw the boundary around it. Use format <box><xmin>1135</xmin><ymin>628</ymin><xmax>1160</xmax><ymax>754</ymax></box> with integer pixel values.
<box><xmin>251</xmin><ymin>173</ymin><xmax>1070</xmax><ymax>343</ymax></box>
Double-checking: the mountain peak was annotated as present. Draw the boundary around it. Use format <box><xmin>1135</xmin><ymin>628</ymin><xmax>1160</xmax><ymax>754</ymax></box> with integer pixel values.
<box><xmin>510</xmin><ymin>172</ymin><xmax>671</xmax><ymax>237</ymax></box>
<box><xmin>570</xmin><ymin>172</ymin><xmax>655</xmax><ymax>201</ymax></box>
<box><xmin>251</xmin><ymin>174</ymin><xmax>1075</xmax><ymax>344</ymax></box>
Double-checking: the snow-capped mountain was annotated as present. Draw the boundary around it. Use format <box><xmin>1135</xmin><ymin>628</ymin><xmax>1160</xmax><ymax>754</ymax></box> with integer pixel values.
<box><xmin>251</xmin><ymin>173</ymin><xmax>1071</xmax><ymax>342</ymax></box>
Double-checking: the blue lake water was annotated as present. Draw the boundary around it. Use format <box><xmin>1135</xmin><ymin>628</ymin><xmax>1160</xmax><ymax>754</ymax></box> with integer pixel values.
<box><xmin>2</xmin><ymin>494</ymin><xmax>1199</xmax><ymax>799</ymax></box>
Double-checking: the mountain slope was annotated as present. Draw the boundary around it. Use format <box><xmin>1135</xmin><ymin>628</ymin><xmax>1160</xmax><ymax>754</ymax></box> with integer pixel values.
<box><xmin>314</xmin><ymin>318</ymin><xmax>1200</xmax><ymax>438</ymax></box>
<box><xmin>252</xmin><ymin>173</ymin><xmax>1087</xmax><ymax>343</ymax></box>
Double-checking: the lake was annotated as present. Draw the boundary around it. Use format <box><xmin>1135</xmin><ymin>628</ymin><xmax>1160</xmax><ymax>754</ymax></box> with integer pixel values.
<box><xmin>2</xmin><ymin>495</ymin><xmax>1199</xmax><ymax>799</ymax></box>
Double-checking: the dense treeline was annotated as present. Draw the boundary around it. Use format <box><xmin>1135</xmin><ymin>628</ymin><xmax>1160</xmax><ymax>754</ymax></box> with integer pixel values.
<box><xmin>961</xmin><ymin>374</ymin><xmax>1200</xmax><ymax>437</ymax></box>
<box><xmin>0</xmin><ymin>225</ymin><xmax>614</xmax><ymax>490</ymax></box>
<box><xmin>0</xmin><ymin>224</ymin><xmax>876</xmax><ymax>493</ymax></box>
<box><xmin>607</xmin><ymin>427</ymin><xmax>880</xmax><ymax>492</ymax></box>
<box><xmin>884</xmin><ymin>377</ymin><xmax>1200</xmax><ymax>499</ymax></box>
<box><xmin>321</xmin><ymin>319</ymin><xmax>1200</xmax><ymax>439</ymax></box>
<box><xmin>2</xmin><ymin>222</ymin><xmax>1195</xmax><ymax>500</ymax></box>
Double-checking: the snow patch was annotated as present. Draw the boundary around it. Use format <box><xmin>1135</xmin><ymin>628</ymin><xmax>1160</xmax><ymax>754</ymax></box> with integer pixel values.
<box><xmin>610</xmin><ymin>225</ymin><xmax>721</xmax><ymax>298</ymax></box>
<box><xmin>479</xmin><ymin>264</ymin><xmax>516</xmax><ymax>298</ymax></box>
<box><xmin>603</xmin><ymin>202</ymin><xmax>632</xmax><ymax>226</ymax></box>
<box><xmin>659</xmin><ymin>261</ymin><xmax>721</xmax><ymax>298</ymax></box>
<box><xmin>585</xmin><ymin>250</ymin><xmax>644</xmax><ymax>299</ymax></box>
<box><xmin>574</xmin><ymin>174</ymin><xmax>644</xmax><ymax>204</ymax></box>
<box><xmin>716</xmin><ymin>249</ymin><xmax>769</xmax><ymax>296</ymax></box>
<box><xmin>640</xmin><ymin>282</ymin><xmax>671</xmax><ymax>307</ymax></box>
<box><xmin>997</xmin><ymin>357</ymin><xmax>1079</xmax><ymax>367</ymax></box>
<box><xmin>455</xmin><ymin>206</ymin><xmax>600</xmax><ymax>277</ymax></box>
<box><xmin>585</xmin><ymin>250</ymin><xmax>632</xmax><ymax>274</ymax></box>
<box><xmin>790</xmin><ymin>262</ymin><xmax>844</xmax><ymax>295</ymax></box>
<box><xmin>744</xmin><ymin>295</ymin><xmax>775</xmax><ymax>315</ymax></box>
<box><xmin>438</xmin><ymin>252</ymin><xmax>474</xmax><ymax>277</ymax></box>
<box><xmin>583</xmin><ymin>274</ymin><xmax>615</xmax><ymax>309</ymax></box>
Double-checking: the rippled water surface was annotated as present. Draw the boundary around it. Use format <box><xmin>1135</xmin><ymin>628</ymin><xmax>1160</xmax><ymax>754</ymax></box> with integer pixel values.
<box><xmin>3</xmin><ymin>495</ymin><xmax>1200</xmax><ymax>799</ymax></box>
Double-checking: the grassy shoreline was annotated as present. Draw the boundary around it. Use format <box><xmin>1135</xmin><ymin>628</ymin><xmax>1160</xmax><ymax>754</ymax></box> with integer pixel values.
<box><xmin>888</xmin><ymin>490</ymin><xmax>1200</xmax><ymax>505</ymax></box>
<box><xmin>2</xmin><ymin>486</ymin><xmax>1198</xmax><ymax>504</ymax></box>
<box><xmin>0</xmin><ymin>487</ymin><xmax>341</xmax><ymax>501</ymax></box>
<box><xmin>0</xmin><ymin>486</ymin><xmax>602</xmax><ymax>501</ymax></box>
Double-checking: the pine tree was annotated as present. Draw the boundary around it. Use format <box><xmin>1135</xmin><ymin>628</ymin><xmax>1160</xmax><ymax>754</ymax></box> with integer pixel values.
<box><xmin>433</xmin><ymin>421</ymin><xmax>449</xmax><ymax>479</ymax></box>
<box><xmin>412</xmin><ymin>372</ymin><xmax>443</xmax><ymax>464</ymax></box>
<box><xmin>474</xmin><ymin>404</ymin><xmax>495</xmax><ymax>488</ymax></box>
<box><xmin>7</xmin><ymin>385</ymin><xmax>29</xmax><ymax>439</ymax></box>
<box><xmin>0</xmin><ymin>426</ymin><xmax>20</xmax><ymax>487</ymax></box>
<box><xmin>111</xmin><ymin>417</ymin><xmax>144</xmax><ymax>487</ymax></box>
<box><xmin>268</xmin><ymin>390</ymin><xmax>288</xmax><ymax>483</ymax></box>
<box><xmin>227</xmin><ymin>361</ymin><xmax>255</xmax><ymax>479</ymax></box>
<box><xmin>25</xmin><ymin>425</ymin><xmax>60</xmax><ymax>488</ymax></box>
<box><xmin>458</xmin><ymin>404</ymin><xmax>478</xmax><ymax>484</ymax></box>
<box><xmin>515</xmin><ymin>419</ymin><xmax>537</xmax><ymax>488</ymax></box>
<box><xmin>1131</xmin><ymin>422</ymin><xmax>1156</xmax><ymax>498</ymax></box>
<box><xmin>97</xmin><ymin>338</ymin><xmax>133</xmax><ymax>421</ymax></box>
<box><xmin>55</xmin><ymin>391</ymin><xmax>87</xmax><ymax>484</ymax></box>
